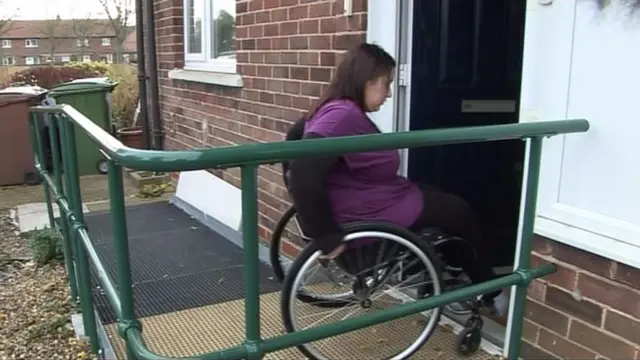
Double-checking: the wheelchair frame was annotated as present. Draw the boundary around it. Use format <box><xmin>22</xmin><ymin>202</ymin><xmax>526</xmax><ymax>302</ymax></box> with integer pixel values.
<box><xmin>269</xmin><ymin>204</ymin><xmax>495</xmax><ymax>357</ymax></box>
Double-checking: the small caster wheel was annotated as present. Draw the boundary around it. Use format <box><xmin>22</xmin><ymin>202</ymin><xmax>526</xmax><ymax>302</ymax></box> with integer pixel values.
<box><xmin>97</xmin><ymin>159</ymin><xmax>109</xmax><ymax>174</ymax></box>
<box><xmin>456</xmin><ymin>326</ymin><xmax>482</xmax><ymax>356</ymax></box>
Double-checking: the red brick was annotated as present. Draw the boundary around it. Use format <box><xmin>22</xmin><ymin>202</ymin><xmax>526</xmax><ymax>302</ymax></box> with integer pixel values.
<box><xmin>521</xmin><ymin>341</ymin><xmax>559</xmax><ymax>360</ymax></box>
<box><xmin>578</xmin><ymin>273</ymin><xmax>640</xmax><ymax>319</ymax></box>
<box><xmin>525</xmin><ymin>299</ymin><xmax>570</xmax><ymax>335</ymax></box>
<box><xmin>523</xmin><ymin>319</ymin><xmax>539</xmax><ymax>343</ymax></box>
<box><xmin>531</xmin><ymin>254</ymin><xmax>577</xmax><ymax>290</ymax></box>
<box><xmin>538</xmin><ymin>328</ymin><xmax>597</xmax><ymax>360</ymax></box>
<box><xmin>613</xmin><ymin>262</ymin><xmax>640</xmax><ymax>289</ymax></box>
<box><xmin>528</xmin><ymin>279</ymin><xmax>546</xmax><ymax>302</ymax></box>
<box><xmin>569</xmin><ymin>320</ymin><xmax>637</xmax><ymax>359</ymax></box>
<box><xmin>544</xmin><ymin>286</ymin><xmax>603</xmax><ymax>326</ymax></box>
<box><xmin>553</xmin><ymin>242</ymin><xmax>613</xmax><ymax>279</ymax></box>
<box><xmin>604</xmin><ymin>309</ymin><xmax>640</xmax><ymax>346</ymax></box>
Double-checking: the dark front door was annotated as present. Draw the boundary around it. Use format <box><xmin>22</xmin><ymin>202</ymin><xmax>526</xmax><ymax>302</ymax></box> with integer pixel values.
<box><xmin>408</xmin><ymin>0</ymin><xmax>527</xmax><ymax>267</ymax></box>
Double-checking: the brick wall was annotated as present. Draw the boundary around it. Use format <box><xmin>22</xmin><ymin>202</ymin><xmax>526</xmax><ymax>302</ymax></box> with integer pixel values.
<box><xmin>522</xmin><ymin>236</ymin><xmax>640</xmax><ymax>359</ymax></box>
<box><xmin>154</xmin><ymin>0</ymin><xmax>366</xmax><ymax>241</ymax></box>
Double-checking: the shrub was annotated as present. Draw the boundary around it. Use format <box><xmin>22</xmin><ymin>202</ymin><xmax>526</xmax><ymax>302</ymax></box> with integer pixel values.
<box><xmin>105</xmin><ymin>64</ymin><xmax>139</xmax><ymax>128</ymax></box>
<box><xmin>28</xmin><ymin>227</ymin><xmax>65</xmax><ymax>265</ymax></box>
<box><xmin>2</xmin><ymin>62</ymin><xmax>139</xmax><ymax>128</ymax></box>
<box><xmin>0</xmin><ymin>66</ymin><xmax>27</xmax><ymax>87</ymax></box>
<box><xmin>5</xmin><ymin>65</ymin><xmax>104</xmax><ymax>89</ymax></box>
<box><xmin>65</xmin><ymin>60</ymin><xmax>110</xmax><ymax>75</ymax></box>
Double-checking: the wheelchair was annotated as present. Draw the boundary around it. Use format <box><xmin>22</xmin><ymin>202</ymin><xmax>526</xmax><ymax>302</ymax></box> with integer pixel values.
<box><xmin>269</xmin><ymin>204</ymin><xmax>493</xmax><ymax>359</ymax></box>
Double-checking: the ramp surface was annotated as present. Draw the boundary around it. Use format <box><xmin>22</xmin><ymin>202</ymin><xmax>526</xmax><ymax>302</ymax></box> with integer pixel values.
<box><xmin>84</xmin><ymin>202</ymin><xmax>282</xmax><ymax>324</ymax></box>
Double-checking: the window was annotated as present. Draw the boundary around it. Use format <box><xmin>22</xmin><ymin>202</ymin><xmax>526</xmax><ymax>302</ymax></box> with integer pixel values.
<box><xmin>77</xmin><ymin>39</ymin><xmax>89</xmax><ymax>47</ymax></box>
<box><xmin>101</xmin><ymin>38</ymin><xmax>111</xmax><ymax>46</ymax></box>
<box><xmin>61</xmin><ymin>55</ymin><xmax>71</xmax><ymax>62</ymax></box>
<box><xmin>25</xmin><ymin>39</ymin><xmax>38</xmax><ymax>48</ymax></box>
<box><xmin>183</xmin><ymin>0</ymin><xmax>236</xmax><ymax>73</ymax></box>
<box><xmin>100</xmin><ymin>53</ymin><xmax>113</xmax><ymax>63</ymax></box>
<box><xmin>1</xmin><ymin>40</ymin><xmax>10</xmax><ymax>48</ymax></box>
<box><xmin>82</xmin><ymin>55</ymin><xmax>91</xmax><ymax>62</ymax></box>
<box><xmin>1</xmin><ymin>56</ymin><xmax>15</xmax><ymax>65</ymax></box>
<box><xmin>24</xmin><ymin>56</ymin><xmax>40</xmax><ymax>65</ymax></box>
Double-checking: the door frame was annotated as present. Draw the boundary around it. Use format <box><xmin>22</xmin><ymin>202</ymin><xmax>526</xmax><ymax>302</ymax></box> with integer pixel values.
<box><xmin>367</xmin><ymin>1</ymin><xmax>534</xmax><ymax>357</ymax></box>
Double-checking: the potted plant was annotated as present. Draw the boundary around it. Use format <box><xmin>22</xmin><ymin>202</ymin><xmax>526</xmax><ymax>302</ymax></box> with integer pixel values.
<box><xmin>115</xmin><ymin>99</ymin><xmax>144</xmax><ymax>149</ymax></box>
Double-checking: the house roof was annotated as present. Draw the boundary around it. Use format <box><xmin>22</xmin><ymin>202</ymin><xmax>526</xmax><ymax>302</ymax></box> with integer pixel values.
<box><xmin>2</xmin><ymin>19</ymin><xmax>116</xmax><ymax>39</ymax></box>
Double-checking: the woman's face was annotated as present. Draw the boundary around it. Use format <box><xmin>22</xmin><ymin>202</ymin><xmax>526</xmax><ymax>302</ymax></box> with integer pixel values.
<box><xmin>364</xmin><ymin>70</ymin><xmax>394</xmax><ymax>112</ymax></box>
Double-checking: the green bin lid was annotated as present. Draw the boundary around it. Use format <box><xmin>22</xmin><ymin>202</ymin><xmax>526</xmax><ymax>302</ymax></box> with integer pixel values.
<box><xmin>51</xmin><ymin>77</ymin><xmax>118</xmax><ymax>95</ymax></box>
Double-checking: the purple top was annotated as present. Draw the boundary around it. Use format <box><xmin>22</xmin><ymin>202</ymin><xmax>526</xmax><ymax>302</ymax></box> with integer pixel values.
<box><xmin>304</xmin><ymin>99</ymin><xmax>423</xmax><ymax>228</ymax></box>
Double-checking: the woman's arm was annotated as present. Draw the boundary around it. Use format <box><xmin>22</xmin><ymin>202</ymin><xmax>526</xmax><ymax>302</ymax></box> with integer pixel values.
<box><xmin>288</xmin><ymin>132</ymin><xmax>344</xmax><ymax>254</ymax></box>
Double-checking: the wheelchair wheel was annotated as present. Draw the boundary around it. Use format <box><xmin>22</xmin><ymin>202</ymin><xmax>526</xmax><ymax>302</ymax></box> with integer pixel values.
<box><xmin>281</xmin><ymin>222</ymin><xmax>444</xmax><ymax>360</ymax></box>
<box><xmin>269</xmin><ymin>205</ymin><xmax>301</xmax><ymax>282</ymax></box>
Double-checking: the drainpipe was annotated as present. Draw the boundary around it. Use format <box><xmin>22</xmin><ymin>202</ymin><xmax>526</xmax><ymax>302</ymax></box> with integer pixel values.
<box><xmin>135</xmin><ymin>0</ymin><xmax>151</xmax><ymax>149</ymax></box>
<box><xmin>145</xmin><ymin>0</ymin><xmax>163</xmax><ymax>150</ymax></box>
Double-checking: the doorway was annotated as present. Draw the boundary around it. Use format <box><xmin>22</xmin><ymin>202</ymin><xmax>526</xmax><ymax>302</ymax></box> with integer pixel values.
<box><xmin>406</xmin><ymin>0</ymin><xmax>528</xmax><ymax>270</ymax></box>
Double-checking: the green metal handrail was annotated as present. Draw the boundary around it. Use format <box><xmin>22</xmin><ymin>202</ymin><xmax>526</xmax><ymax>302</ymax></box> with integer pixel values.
<box><xmin>28</xmin><ymin>104</ymin><xmax>589</xmax><ymax>360</ymax></box>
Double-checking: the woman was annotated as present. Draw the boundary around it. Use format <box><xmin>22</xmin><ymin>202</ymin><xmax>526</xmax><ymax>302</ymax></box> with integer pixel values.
<box><xmin>285</xmin><ymin>42</ymin><xmax>509</xmax><ymax>316</ymax></box>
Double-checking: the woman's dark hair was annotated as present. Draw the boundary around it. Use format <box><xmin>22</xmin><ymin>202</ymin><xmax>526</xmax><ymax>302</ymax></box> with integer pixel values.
<box><xmin>306</xmin><ymin>42</ymin><xmax>396</xmax><ymax>119</ymax></box>
<box><xmin>281</xmin><ymin>43</ymin><xmax>395</xmax><ymax>187</ymax></box>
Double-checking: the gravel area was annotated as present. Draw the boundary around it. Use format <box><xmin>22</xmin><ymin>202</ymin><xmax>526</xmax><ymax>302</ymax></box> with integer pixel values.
<box><xmin>0</xmin><ymin>209</ymin><xmax>98</xmax><ymax>360</ymax></box>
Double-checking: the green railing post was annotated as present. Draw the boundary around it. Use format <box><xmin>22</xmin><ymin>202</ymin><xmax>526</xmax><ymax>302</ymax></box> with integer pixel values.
<box><xmin>61</xmin><ymin>118</ymin><xmax>100</xmax><ymax>354</ymax></box>
<box><xmin>241</xmin><ymin>164</ymin><xmax>262</xmax><ymax>359</ymax></box>
<box><xmin>507</xmin><ymin>136</ymin><xmax>544</xmax><ymax>360</ymax></box>
<box><xmin>106</xmin><ymin>159</ymin><xmax>140</xmax><ymax>360</ymax></box>
<box><xmin>47</xmin><ymin>113</ymin><xmax>78</xmax><ymax>301</ymax></box>
<box><xmin>30</xmin><ymin>113</ymin><xmax>55</xmax><ymax>228</ymax></box>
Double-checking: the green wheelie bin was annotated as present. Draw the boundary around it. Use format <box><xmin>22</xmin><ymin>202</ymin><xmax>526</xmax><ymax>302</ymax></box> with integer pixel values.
<box><xmin>49</xmin><ymin>77</ymin><xmax>118</xmax><ymax>176</ymax></box>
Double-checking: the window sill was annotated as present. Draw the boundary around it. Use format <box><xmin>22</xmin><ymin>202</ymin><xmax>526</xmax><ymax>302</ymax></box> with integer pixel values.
<box><xmin>168</xmin><ymin>68</ymin><xmax>243</xmax><ymax>88</ymax></box>
<box><xmin>535</xmin><ymin>215</ymin><xmax>640</xmax><ymax>269</ymax></box>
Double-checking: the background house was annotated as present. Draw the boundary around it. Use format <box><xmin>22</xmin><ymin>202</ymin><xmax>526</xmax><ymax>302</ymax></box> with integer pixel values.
<box><xmin>121</xmin><ymin>29</ymin><xmax>138</xmax><ymax>63</ymax></box>
<box><xmin>0</xmin><ymin>19</ymin><xmax>120</xmax><ymax>66</ymax></box>
<box><xmin>146</xmin><ymin>0</ymin><xmax>640</xmax><ymax>359</ymax></box>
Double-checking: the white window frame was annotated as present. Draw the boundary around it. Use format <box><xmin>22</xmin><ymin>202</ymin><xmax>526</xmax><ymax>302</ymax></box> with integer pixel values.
<box><xmin>1</xmin><ymin>40</ymin><xmax>11</xmax><ymax>48</ymax></box>
<box><xmin>2</xmin><ymin>56</ymin><xmax>15</xmax><ymax>65</ymax></box>
<box><xmin>82</xmin><ymin>55</ymin><xmax>91</xmax><ymax>62</ymax></box>
<box><xmin>25</xmin><ymin>39</ymin><xmax>38</xmax><ymax>48</ymax></box>
<box><xmin>61</xmin><ymin>55</ymin><xmax>71</xmax><ymax>62</ymax></box>
<box><xmin>77</xmin><ymin>38</ymin><xmax>89</xmax><ymax>47</ymax></box>
<box><xmin>183</xmin><ymin>0</ymin><xmax>237</xmax><ymax>74</ymax></box>
<box><xmin>24</xmin><ymin>56</ymin><xmax>39</xmax><ymax>65</ymax></box>
<box><xmin>101</xmin><ymin>38</ymin><xmax>111</xmax><ymax>46</ymax></box>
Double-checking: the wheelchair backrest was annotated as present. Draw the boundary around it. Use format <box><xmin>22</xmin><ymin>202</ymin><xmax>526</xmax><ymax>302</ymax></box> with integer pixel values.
<box><xmin>282</xmin><ymin>116</ymin><xmax>306</xmax><ymax>190</ymax></box>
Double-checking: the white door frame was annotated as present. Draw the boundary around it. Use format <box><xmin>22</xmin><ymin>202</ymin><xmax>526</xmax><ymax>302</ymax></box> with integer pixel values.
<box><xmin>367</xmin><ymin>1</ymin><xmax>537</xmax><ymax>358</ymax></box>
<box><xmin>366</xmin><ymin>0</ymin><xmax>413</xmax><ymax>175</ymax></box>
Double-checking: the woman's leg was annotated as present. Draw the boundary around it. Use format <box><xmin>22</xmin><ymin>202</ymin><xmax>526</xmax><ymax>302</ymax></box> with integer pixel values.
<box><xmin>410</xmin><ymin>185</ymin><xmax>508</xmax><ymax>311</ymax></box>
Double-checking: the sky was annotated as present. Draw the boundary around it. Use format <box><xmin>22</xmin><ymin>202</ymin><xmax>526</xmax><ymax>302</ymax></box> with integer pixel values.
<box><xmin>2</xmin><ymin>0</ymin><xmax>135</xmax><ymax>21</ymax></box>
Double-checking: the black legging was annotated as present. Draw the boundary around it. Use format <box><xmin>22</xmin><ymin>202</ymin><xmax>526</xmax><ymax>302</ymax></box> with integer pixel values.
<box><xmin>410</xmin><ymin>184</ymin><xmax>501</xmax><ymax>299</ymax></box>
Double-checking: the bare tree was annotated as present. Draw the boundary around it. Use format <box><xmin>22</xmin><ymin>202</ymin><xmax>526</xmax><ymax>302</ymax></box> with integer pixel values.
<box><xmin>71</xmin><ymin>17</ymin><xmax>95</xmax><ymax>59</ymax></box>
<box><xmin>98</xmin><ymin>0</ymin><xmax>133</xmax><ymax>63</ymax></box>
<box><xmin>38</xmin><ymin>15</ymin><xmax>64</xmax><ymax>64</ymax></box>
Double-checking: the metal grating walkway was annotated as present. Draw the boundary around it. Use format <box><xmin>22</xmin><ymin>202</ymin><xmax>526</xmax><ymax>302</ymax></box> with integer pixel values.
<box><xmin>84</xmin><ymin>202</ymin><xmax>282</xmax><ymax>324</ymax></box>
